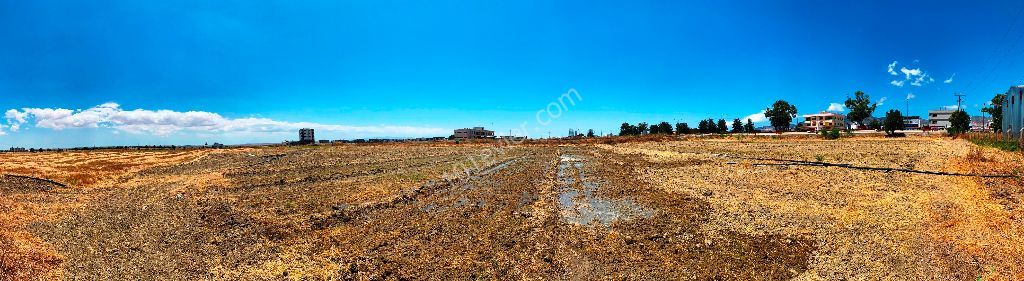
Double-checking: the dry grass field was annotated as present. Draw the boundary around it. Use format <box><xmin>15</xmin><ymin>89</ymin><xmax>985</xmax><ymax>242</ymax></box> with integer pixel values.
<box><xmin>1</xmin><ymin>137</ymin><xmax>1022</xmax><ymax>280</ymax></box>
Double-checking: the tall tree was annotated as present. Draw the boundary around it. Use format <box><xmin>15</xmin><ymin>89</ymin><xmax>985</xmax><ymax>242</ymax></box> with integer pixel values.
<box><xmin>716</xmin><ymin>119</ymin><xmax>728</xmax><ymax>134</ymax></box>
<box><xmin>882</xmin><ymin>109</ymin><xmax>904</xmax><ymax>136</ymax></box>
<box><xmin>731</xmin><ymin>118</ymin><xmax>743</xmax><ymax>133</ymax></box>
<box><xmin>982</xmin><ymin>93</ymin><xmax>1006</xmax><ymax>132</ymax></box>
<box><xmin>744</xmin><ymin>118</ymin><xmax>755</xmax><ymax>133</ymax></box>
<box><xmin>764</xmin><ymin>100</ymin><xmax>798</xmax><ymax>132</ymax></box>
<box><xmin>657</xmin><ymin>121</ymin><xmax>673</xmax><ymax>135</ymax></box>
<box><xmin>844</xmin><ymin>91</ymin><xmax>877</xmax><ymax>128</ymax></box>
<box><xmin>678</xmin><ymin>123</ymin><xmax>691</xmax><ymax>134</ymax></box>
<box><xmin>647</xmin><ymin>124</ymin><xmax>658</xmax><ymax>134</ymax></box>
<box><xmin>637</xmin><ymin>122</ymin><xmax>649</xmax><ymax>135</ymax></box>
<box><xmin>698</xmin><ymin>120</ymin><xmax>708</xmax><ymax>134</ymax></box>
<box><xmin>587</xmin><ymin>129</ymin><xmax>595</xmax><ymax>138</ymax></box>
<box><xmin>619</xmin><ymin>122</ymin><xmax>631</xmax><ymax>136</ymax></box>
<box><xmin>947</xmin><ymin>110</ymin><xmax>970</xmax><ymax>136</ymax></box>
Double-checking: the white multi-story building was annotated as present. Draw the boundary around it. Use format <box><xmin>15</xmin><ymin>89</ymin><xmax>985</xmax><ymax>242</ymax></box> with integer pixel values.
<box><xmin>802</xmin><ymin>112</ymin><xmax>845</xmax><ymax>132</ymax></box>
<box><xmin>927</xmin><ymin>109</ymin><xmax>956</xmax><ymax>130</ymax></box>
<box><xmin>1002</xmin><ymin>85</ymin><xmax>1024</xmax><ymax>137</ymax></box>
<box><xmin>453</xmin><ymin>127</ymin><xmax>494</xmax><ymax>139</ymax></box>
<box><xmin>902</xmin><ymin>116</ymin><xmax>922</xmax><ymax>130</ymax></box>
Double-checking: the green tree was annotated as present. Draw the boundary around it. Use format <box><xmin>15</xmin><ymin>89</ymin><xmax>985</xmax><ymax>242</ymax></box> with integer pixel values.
<box><xmin>744</xmin><ymin>119</ymin><xmax>755</xmax><ymax>133</ymax></box>
<box><xmin>698</xmin><ymin>120</ymin><xmax>708</xmax><ymax>134</ymax></box>
<box><xmin>882</xmin><ymin>109</ymin><xmax>904</xmax><ymax>136</ymax></box>
<box><xmin>675</xmin><ymin>122</ymin><xmax>688</xmax><ymax>134</ymax></box>
<box><xmin>717</xmin><ymin>119</ymin><xmax>728</xmax><ymax>134</ymax></box>
<box><xmin>587</xmin><ymin>129</ymin><xmax>595</xmax><ymax>138</ymax></box>
<box><xmin>844</xmin><ymin>91</ymin><xmax>877</xmax><ymax>128</ymax></box>
<box><xmin>869</xmin><ymin>119</ymin><xmax>882</xmax><ymax>131</ymax></box>
<box><xmin>619</xmin><ymin>122</ymin><xmax>632</xmax><ymax>136</ymax></box>
<box><xmin>764</xmin><ymin>100</ymin><xmax>798</xmax><ymax>132</ymax></box>
<box><xmin>637</xmin><ymin>122</ymin><xmax>649</xmax><ymax>135</ymax></box>
<box><xmin>947</xmin><ymin>110</ymin><xmax>970</xmax><ymax>136</ymax></box>
<box><xmin>982</xmin><ymin>93</ymin><xmax>1006</xmax><ymax>133</ymax></box>
<box><xmin>657</xmin><ymin>121</ymin><xmax>673</xmax><ymax>135</ymax></box>
<box><xmin>731</xmin><ymin>118</ymin><xmax>743</xmax><ymax>133</ymax></box>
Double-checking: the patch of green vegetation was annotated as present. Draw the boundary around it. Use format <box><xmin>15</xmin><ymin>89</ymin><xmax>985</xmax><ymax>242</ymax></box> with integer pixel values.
<box><xmin>820</xmin><ymin>127</ymin><xmax>841</xmax><ymax>140</ymax></box>
<box><xmin>968</xmin><ymin>138</ymin><xmax>1019</xmax><ymax>152</ymax></box>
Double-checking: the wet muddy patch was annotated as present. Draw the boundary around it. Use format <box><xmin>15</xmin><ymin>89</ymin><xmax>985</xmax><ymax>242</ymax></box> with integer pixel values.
<box><xmin>556</xmin><ymin>154</ymin><xmax>652</xmax><ymax>226</ymax></box>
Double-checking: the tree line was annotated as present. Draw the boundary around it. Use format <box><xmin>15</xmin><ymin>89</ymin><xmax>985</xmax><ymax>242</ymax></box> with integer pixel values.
<box><xmin>615</xmin><ymin>89</ymin><xmax>1001</xmax><ymax>138</ymax></box>
<box><xmin>619</xmin><ymin>118</ymin><xmax>756</xmax><ymax>136</ymax></box>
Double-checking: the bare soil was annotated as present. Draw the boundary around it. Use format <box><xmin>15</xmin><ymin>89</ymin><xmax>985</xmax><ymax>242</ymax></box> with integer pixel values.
<box><xmin>1</xmin><ymin>138</ymin><xmax>1022</xmax><ymax>280</ymax></box>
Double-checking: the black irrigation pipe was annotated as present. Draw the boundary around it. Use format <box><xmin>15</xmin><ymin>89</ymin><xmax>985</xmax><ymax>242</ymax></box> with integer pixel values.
<box><xmin>719</xmin><ymin>155</ymin><xmax>1019</xmax><ymax>179</ymax></box>
<box><xmin>1</xmin><ymin>173</ymin><xmax>69</xmax><ymax>187</ymax></box>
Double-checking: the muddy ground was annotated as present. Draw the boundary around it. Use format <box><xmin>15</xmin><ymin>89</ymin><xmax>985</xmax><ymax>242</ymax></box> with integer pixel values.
<box><xmin>2</xmin><ymin>138</ymin><xmax>1022</xmax><ymax>280</ymax></box>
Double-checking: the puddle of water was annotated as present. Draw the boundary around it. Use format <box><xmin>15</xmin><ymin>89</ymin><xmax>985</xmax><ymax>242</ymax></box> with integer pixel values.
<box><xmin>557</xmin><ymin>154</ymin><xmax>652</xmax><ymax>227</ymax></box>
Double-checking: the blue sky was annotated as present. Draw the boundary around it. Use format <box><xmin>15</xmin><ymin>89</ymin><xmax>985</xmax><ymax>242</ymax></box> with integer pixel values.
<box><xmin>2</xmin><ymin>0</ymin><xmax>1024</xmax><ymax>147</ymax></box>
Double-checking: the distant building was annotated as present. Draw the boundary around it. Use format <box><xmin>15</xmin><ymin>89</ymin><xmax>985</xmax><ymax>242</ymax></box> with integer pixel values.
<box><xmin>318</xmin><ymin>140</ymin><xmax>330</xmax><ymax>144</ymax></box>
<box><xmin>8</xmin><ymin>147</ymin><xmax>27</xmax><ymax>152</ymax></box>
<box><xmin>499</xmin><ymin>136</ymin><xmax>528</xmax><ymax>141</ymax></box>
<box><xmin>453</xmin><ymin>127</ymin><xmax>495</xmax><ymax>139</ymax></box>
<box><xmin>299</xmin><ymin>128</ymin><xmax>315</xmax><ymax>144</ymax></box>
<box><xmin>927</xmin><ymin>109</ymin><xmax>957</xmax><ymax>130</ymax></box>
<box><xmin>802</xmin><ymin>112</ymin><xmax>845</xmax><ymax>132</ymax></box>
<box><xmin>970</xmin><ymin>116</ymin><xmax>991</xmax><ymax>131</ymax></box>
<box><xmin>903</xmin><ymin>116</ymin><xmax>922</xmax><ymax>130</ymax></box>
<box><xmin>1002</xmin><ymin>85</ymin><xmax>1024</xmax><ymax>137</ymax></box>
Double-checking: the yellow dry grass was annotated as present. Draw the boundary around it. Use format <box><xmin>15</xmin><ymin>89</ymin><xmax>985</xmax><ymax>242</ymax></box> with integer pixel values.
<box><xmin>2</xmin><ymin>139</ymin><xmax>1022</xmax><ymax>279</ymax></box>
<box><xmin>0</xmin><ymin>150</ymin><xmax>210</xmax><ymax>187</ymax></box>
<box><xmin>606</xmin><ymin>137</ymin><xmax>1024</xmax><ymax>279</ymax></box>
<box><xmin>0</xmin><ymin>149</ymin><xmax>214</xmax><ymax>280</ymax></box>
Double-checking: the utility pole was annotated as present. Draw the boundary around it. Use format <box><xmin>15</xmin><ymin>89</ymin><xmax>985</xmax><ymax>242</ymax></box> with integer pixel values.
<box><xmin>954</xmin><ymin>93</ymin><xmax>966</xmax><ymax>112</ymax></box>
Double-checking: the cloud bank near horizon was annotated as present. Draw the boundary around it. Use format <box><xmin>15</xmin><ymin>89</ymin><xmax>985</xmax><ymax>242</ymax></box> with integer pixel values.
<box><xmin>1</xmin><ymin>102</ymin><xmax>447</xmax><ymax>138</ymax></box>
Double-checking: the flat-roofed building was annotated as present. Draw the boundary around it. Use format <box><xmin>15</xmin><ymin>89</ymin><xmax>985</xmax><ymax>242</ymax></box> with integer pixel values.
<box><xmin>903</xmin><ymin>116</ymin><xmax>922</xmax><ymax>130</ymax></box>
<box><xmin>802</xmin><ymin>112</ymin><xmax>845</xmax><ymax>132</ymax></box>
<box><xmin>927</xmin><ymin>109</ymin><xmax>957</xmax><ymax>130</ymax></box>
<box><xmin>299</xmin><ymin>128</ymin><xmax>315</xmax><ymax>144</ymax></box>
<box><xmin>453</xmin><ymin>127</ymin><xmax>495</xmax><ymax>139</ymax></box>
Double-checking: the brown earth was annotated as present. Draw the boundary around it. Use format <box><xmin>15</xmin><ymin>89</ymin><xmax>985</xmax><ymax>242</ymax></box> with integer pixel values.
<box><xmin>1</xmin><ymin>137</ymin><xmax>1022</xmax><ymax>280</ymax></box>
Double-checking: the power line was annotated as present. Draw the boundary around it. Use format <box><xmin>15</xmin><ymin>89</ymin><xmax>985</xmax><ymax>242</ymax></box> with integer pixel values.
<box><xmin>967</xmin><ymin>2</ymin><xmax>1024</xmax><ymax>94</ymax></box>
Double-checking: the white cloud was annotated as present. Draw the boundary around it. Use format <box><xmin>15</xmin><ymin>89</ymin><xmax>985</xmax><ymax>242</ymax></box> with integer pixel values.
<box><xmin>3</xmin><ymin>103</ymin><xmax>448</xmax><ymax>138</ymax></box>
<box><xmin>826</xmin><ymin>103</ymin><xmax>847</xmax><ymax>113</ymax></box>
<box><xmin>743</xmin><ymin>110</ymin><xmax>768</xmax><ymax>123</ymax></box>
<box><xmin>5</xmin><ymin>109</ymin><xmax>27</xmax><ymax>124</ymax></box>
<box><xmin>0</xmin><ymin>125</ymin><xmax>5</xmax><ymax>136</ymax></box>
<box><xmin>900</xmin><ymin>67</ymin><xmax>922</xmax><ymax>80</ymax></box>
<box><xmin>906</xmin><ymin>93</ymin><xmax>915</xmax><ymax>100</ymax></box>
<box><xmin>876</xmin><ymin>97</ymin><xmax>888</xmax><ymax>106</ymax></box>
<box><xmin>887</xmin><ymin>61</ymin><xmax>932</xmax><ymax>87</ymax></box>
<box><xmin>944</xmin><ymin>73</ymin><xmax>955</xmax><ymax>84</ymax></box>
<box><xmin>942</xmin><ymin>105</ymin><xmax>960</xmax><ymax>110</ymax></box>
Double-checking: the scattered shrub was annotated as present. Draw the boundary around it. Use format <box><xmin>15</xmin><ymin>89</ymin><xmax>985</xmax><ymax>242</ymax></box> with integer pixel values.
<box><xmin>821</xmin><ymin>127</ymin><xmax>841</xmax><ymax>140</ymax></box>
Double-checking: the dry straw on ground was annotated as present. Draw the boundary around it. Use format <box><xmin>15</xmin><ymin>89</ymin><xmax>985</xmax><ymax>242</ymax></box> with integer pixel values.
<box><xmin>1</xmin><ymin>138</ymin><xmax>1022</xmax><ymax>280</ymax></box>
